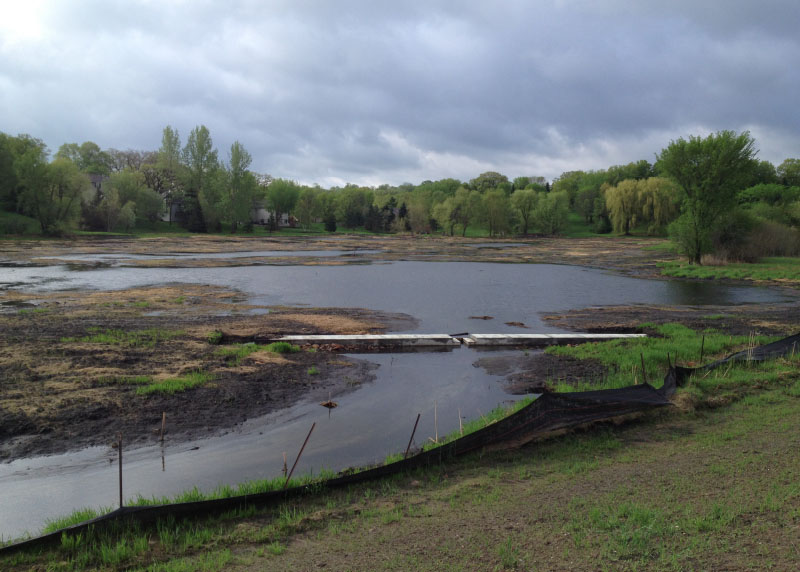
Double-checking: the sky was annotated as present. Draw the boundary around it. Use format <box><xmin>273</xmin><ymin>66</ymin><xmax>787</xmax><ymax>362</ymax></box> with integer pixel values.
<box><xmin>1</xmin><ymin>0</ymin><xmax>799</xmax><ymax>187</ymax></box>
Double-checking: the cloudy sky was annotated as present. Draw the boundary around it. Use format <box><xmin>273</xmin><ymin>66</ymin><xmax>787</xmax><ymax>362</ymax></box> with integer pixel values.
<box><xmin>1</xmin><ymin>1</ymin><xmax>799</xmax><ymax>187</ymax></box>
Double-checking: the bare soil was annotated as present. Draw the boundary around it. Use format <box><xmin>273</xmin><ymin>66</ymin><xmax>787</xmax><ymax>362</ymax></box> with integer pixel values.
<box><xmin>0</xmin><ymin>234</ymin><xmax>674</xmax><ymax>275</ymax></box>
<box><xmin>0</xmin><ymin>284</ymin><xmax>415</xmax><ymax>461</ymax></box>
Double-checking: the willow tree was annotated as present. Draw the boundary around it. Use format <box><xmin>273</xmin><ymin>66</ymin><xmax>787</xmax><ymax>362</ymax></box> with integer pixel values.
<box><xmin>638</xmin><ymin>177</ymin><xmax>680</xmax><ymax>235</ymax></box>
<box><xmin>605</xmin><ymin>180</ymin><xmax>641</xmax><ymax>235</ymax></box>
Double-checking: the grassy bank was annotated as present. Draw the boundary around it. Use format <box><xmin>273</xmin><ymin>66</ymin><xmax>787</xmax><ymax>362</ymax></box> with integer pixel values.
<box><xmin>659</xmin><ymin>257</ymin><xmax>800</xmax><ymax>283</ymax></box>
<box><xmin>3</xmin><ymin>328</ymin><xmax>798</xmax><ymax>571</ymax></box>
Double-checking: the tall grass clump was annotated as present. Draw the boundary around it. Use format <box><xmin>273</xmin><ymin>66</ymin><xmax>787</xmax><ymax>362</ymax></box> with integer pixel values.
<box><xmin>217</xmin><ymin>341</ymin><xmax>300</xmax><ymax>364</ymax></box>
<box><xmin>264</xmin><ymin>341</ymin><xmax>300</xmax><ymax>354</ymax></box>
<box><xmin>135</xmin><ymin>371</ymin><xmax>213</xmax><ymax>395</ymax></box>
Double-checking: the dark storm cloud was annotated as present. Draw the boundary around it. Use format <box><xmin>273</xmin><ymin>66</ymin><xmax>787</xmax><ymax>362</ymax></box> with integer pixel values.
<box><xmin>1</xmin><ymin>0</ymin><xmax>798</xmax><ymax>185</ymax></box>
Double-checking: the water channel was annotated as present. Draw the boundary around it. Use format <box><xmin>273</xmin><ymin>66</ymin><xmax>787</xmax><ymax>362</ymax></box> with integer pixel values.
<box><xmin>0</xmin><ymin>253</ymin><xmax>792</xmax><ymax>539</ymax></box>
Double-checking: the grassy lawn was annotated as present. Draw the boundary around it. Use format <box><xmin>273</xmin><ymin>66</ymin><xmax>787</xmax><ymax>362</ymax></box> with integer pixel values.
<box><xmin>659</xmin><ymin>257</ymin><xmax>800</xmax><ymax>283</ymax></box>
<box><xmin>3</xmin><ymin>328</ymin><xmax>799</xmax><ymax>571</ymax></box>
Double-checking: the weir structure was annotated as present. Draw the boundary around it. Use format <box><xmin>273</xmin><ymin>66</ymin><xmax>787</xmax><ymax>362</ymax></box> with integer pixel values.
<box><xmin>275</xmin><ymin>332</ymin><xmax>646</xmax><ymax>348</ymax></box>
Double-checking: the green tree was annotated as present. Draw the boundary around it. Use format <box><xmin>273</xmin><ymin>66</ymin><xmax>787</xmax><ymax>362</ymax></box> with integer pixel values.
<box><xmin>108</xmin><ymin>170</ymin><xmax>164</xmax><ymax>227</ymax></box>
<box><xmin>0</xmin><ymin>133</ymin><xmax>18</xmax><ymax>211</ymax></box>
<box><xmin>432</xmin><ymin>196</ymin><xmax>457</xmax><ymax>235</ymax></box>
<box><xmin>470</xmin><ymin>171</ymin><xmax>509</xmax><ymax>193</ymax></box>
<box><xmin>605</xmin><ymin>180</ymin><xmax>641</xmax><ymax>235</ymax></box>
<box><xmin>638</xmin><ymin>177</ymin><xmax>680</xmax><ymax>235</ymax></box>
<box><xmin>55</xmin><ymin>141</ymin><xmax>113</xmax><ymax>175</ymax></box>
<box><xmin>657</xmin><ymin>130</ymin><xmax>757</xmax><ymax>264</ymax></box>
<box><xmin>199</xmin><ymin>169</ymin><xmax>226</xmax><ymax>232</ymax></box>
<box><xmin>98</xmin><ymin>186</ymin><xmax>122</xmax><ymax>231</ymax></box>
<box><xmin>510</xmin><ymin>188</ymin><xmax>537</xmax><ymax>235</ymax></box>
<box><xmin>296</xmin><ymin>187</ymin><xmax>319</xmax><ymax>230</ymax></box>
<box><xmin>533</xmin><ymin>191</ymin><xmax>570</xmax><ymax>235</ymax></box>
<box><xmin>224</xmin><ymin>141</ymin><xmax>256</xmax><ymax>232</ymax></box>
<box><xmin>551</xmin><ymin>170</ymin><xmax>585</xmax><ymax>206</ymax></box>
<box><xmin>267</xmin><ymin>179</ymin><xmax>301</xmax><ymax>227</ymax></box>
<box><xmin>182</xmin><ymin>125</ymin><xmax>218</xmax><ymax>232</ymax></box>
<box><xmin>335</xmin><ymin>186</ymin><xmax>372</xmax><ymax>229</ymax></box>
<box><xmin>452</xmin><ymin>188</ymin><xmax>483</xmax><ymax>237</ymax></box>
<box><xmin>484</xmin><ymin>189</ymin><xmax>511</xmax><ymax>237</ymax></box>
<box><xmin>159</xmin><ymin>126</ymin><xmax>182</xmax><ymax>172</ymax></box>
<box><xmin>19</xmin><ymin>158</ymin><xmax>90</xmax><ymax>234</ymax></box>
<box><xmin>777</xmin><ymin>158</ymin><xmax>800</xmax><ymax>187</ymax></box>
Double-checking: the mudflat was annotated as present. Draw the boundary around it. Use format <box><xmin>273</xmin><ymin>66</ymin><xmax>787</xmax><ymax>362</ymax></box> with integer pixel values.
<box><xmin>1</xmin><ymin>234</ymin><xmax>797</xmax><ymax>462</ymax></box>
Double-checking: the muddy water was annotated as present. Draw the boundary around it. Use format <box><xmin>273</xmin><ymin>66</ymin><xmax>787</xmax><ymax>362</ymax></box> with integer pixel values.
<box><xmin>0</xmin><ymin>261</ymin><xmax>789</xmax><ymax>332</ymax></box>
<box><xmin>0</xmin><ymin>347</ymin><xmax>527</xmax><ymax>539</ymax></box>
<box><xmin>0</xmin><ymin>257</ymin><xmax>792</xmax><ymax>538</ymax></box>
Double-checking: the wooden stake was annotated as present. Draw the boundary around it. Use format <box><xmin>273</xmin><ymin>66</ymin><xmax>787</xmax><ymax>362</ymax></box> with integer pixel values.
<box><xmin>458</xmin><ymin>408</ymin><xmax>463</xmax><ymax>436</ymax></box>
<box><xmin>404</xmin><ymin>413</ymin><xmax>421</xmax><ymax>459</ymax></box>
<box><xmin>282</xmin><ymin>452</ymin><xmax>288</xmax><ymax>478</ymax></box>
<box><xmin>700</xmin><ymin>335</ymin><xmax>705</xmax><ymax>363</ymax></box>
<box><xmin>117</xmin><ymin>433</ymin><xmax>123</xmax><ymax>509</ymax></box>
<box><xmin>160</xmin><ymin>412</ymin><xmax>166</xmax><ymax>443</ymax></box>
<box><xmin>285</xmin><ymin>422</ymin><xmax>315</xmax><ymax>489</ymax></box>
<box><xmin>640</xmin><ymin>353</ymin><xmax>647</xmax><ymax>385</ymax></box>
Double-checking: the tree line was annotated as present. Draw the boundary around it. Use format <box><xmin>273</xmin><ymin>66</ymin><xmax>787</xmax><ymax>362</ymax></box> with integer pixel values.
<box><xmin>1</xmin><ymin>126</ymin><xmax>799</xmax><ymax>264</ymax></box>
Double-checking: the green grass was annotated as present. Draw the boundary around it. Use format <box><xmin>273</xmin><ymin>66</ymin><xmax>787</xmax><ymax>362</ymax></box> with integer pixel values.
<box><xmin>135</xmin><ymin>372</ymin><xmax>214</xmax><ymax>396</ymax></box>
<box><xmin>659</xmin><ymin>257</ymin><xmax>800</xmax><ymax>282</ymax></box>
<box><xmin>5</xmin><ymin>338</ymin><xmax>799</xmax><ymax>570</ymax></box>
<box><xmin>563</xmin><ymin>212</ymin><xmax>607</xmax><ymax>238</ymax></box>
<box><xmin>61</xmin><ymin>327</ymin><xmax>184</xmax><ymax>348</ymax></box>
<box><xmin>216</xmin><ymin>341</ymin><xmax>300</xmax><ymax>365</ymax></box>
<box><xmin>545</xmin><ymin>323</ymin><xmax>776</xmax><ymax>391</ymax></box>
<box><xmin>41</xmin><ymin>507</ymin><xmax>112</xmax><ymax>534</ymax></box>
<box><xmin>16</xmin><ymin>307</ymin><xmax>49</xmax><ymax>315</ymax></box>
<box><xmin>94</xmin><ymin>372</ymin><xmax>211</xmax><ymax>395</ymax></box>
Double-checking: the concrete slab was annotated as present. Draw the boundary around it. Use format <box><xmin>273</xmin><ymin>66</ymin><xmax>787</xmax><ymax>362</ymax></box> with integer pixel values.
<box><xmin>274</xmin><ymin>333</ymin><xmax>645</xmax><ymax>348</ymax></box>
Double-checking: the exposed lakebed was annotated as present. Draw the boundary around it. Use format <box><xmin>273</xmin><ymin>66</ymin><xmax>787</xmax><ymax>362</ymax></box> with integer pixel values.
<box><xmin>0</xmin><ymin>247</ymin><xmax>793</xmax><ymax>539</ymax></box>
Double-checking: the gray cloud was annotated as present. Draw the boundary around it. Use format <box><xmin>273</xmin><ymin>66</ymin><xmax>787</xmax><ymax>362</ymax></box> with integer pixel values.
<box><xmin>1</xmin><ymin>0</ymin><xmax>798</xmax><ymax>185</ymax></box>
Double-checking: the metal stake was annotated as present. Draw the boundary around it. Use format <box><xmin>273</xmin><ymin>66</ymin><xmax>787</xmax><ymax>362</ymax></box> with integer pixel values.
<box><xmin>404</xmin><ymin>413</ymin><xmax>421</xmax><ymax>459</ymax></box>
<box><xmin>117</xmin><ymin>433</ymin><xmax>123</xmax><ymax>508</ymax></box>
<box><xmin>284</xmin><ymin>423</ymin><xmax>315</xmax><ymax>489</ymax></box>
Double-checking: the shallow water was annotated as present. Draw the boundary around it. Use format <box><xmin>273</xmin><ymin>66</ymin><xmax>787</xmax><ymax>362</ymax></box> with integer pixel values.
<box><xmin>0</xmin><ymin>256</ymin><xmax>793</xmax><ymax>538</ymax></box>
<box><xmin>0</xmin><ymin>347</ymin><xmax>527</xmax><ymax>539</ymax></box>
<box><xmin>0</xmin><ymin>261</ymin><xmax>789</xmax><ymax>332</ymax></box>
